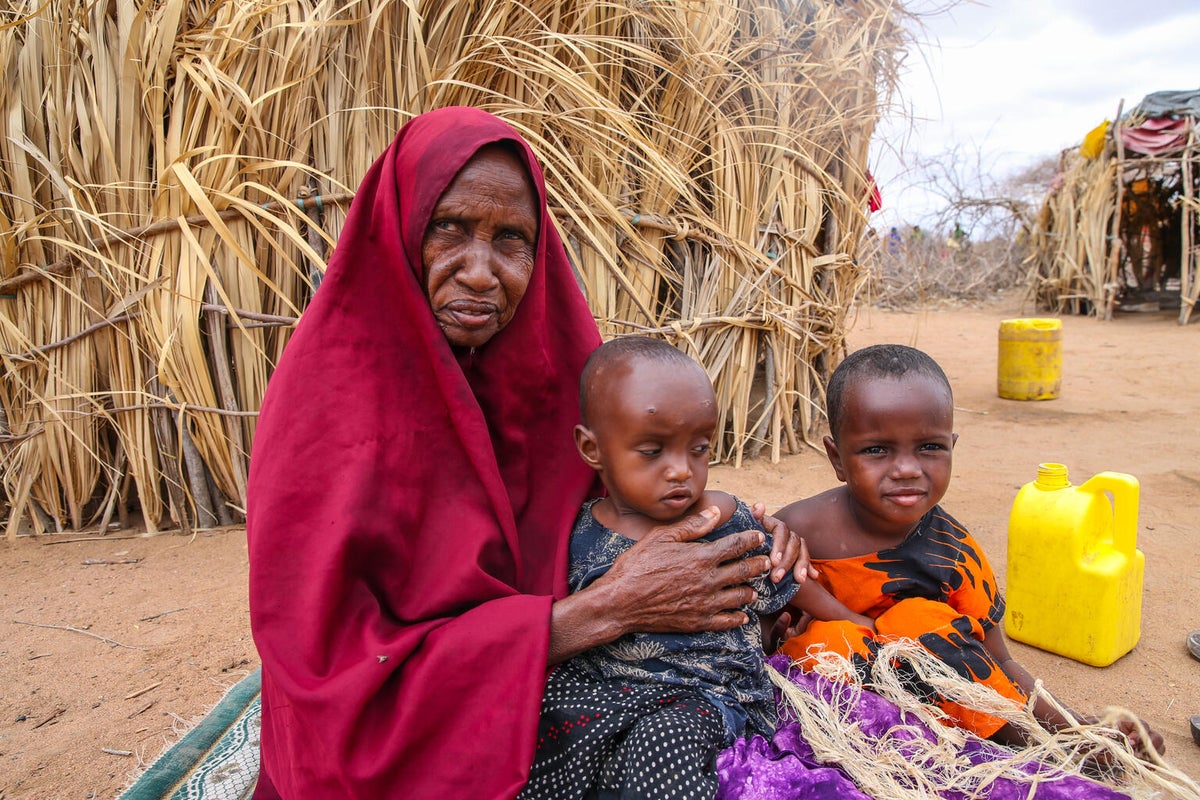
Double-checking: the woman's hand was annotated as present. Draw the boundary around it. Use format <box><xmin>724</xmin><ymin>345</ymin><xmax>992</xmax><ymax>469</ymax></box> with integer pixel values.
<box><xmin>750</xmin><ymin>502</ymin><xmax>818</xmax><ymax>584</ymax></box>
<box><xmin>548</xmin><ymin>505</ymin><xmax>771</xmax><ymax>664</ymax></box>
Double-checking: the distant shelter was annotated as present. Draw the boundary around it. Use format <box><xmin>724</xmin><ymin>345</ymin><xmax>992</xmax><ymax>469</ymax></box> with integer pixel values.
<box><xmin>1029</xmin><ymin>89</ymin><xmax>1200</xmax><ymax>324</ymax></box>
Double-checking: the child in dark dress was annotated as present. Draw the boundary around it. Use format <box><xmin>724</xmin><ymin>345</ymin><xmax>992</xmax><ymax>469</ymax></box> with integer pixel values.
<box><xmin>773</xmin><ymin>343</ymin><xmax>1164</xmax><ymax>758</ymax></box>
<box><xmin>521</xmin><ymin>336</ymin><xmax>812</xmax><ymax>800</ymax></box>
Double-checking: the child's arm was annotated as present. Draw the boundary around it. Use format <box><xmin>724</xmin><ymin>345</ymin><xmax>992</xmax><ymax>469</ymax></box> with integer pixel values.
<box><xmin>790</xmin><ymin>580</ymin><xmax>875</xmax><ymax>631</ymax></box>
<box><xmin>983</xmin><ymin>627</ymin><xmax>1165</xmax><ymax>757</ymax></box>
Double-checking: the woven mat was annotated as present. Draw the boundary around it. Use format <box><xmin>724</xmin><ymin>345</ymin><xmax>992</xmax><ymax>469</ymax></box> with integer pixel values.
<box><xmin>119</xmin><ymin>670</ymin><xmax>261</xmax><ymax>800</ymax></box>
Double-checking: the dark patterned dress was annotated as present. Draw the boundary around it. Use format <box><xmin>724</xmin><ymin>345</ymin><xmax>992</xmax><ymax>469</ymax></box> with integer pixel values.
<box><xmin>778</xmin><ymin>505</ymin><xmax>1025</xmax><ymax>737</ymax></box>
<box><xmin>520</xmin><ymin>498</ymin><xmax>798</xmax><ymax>800</ymax></box>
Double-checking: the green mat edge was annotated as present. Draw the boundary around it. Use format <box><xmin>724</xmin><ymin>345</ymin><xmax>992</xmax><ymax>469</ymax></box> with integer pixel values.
<box><xmin>118</xmin><ymin>668</ymin><xmax>261</xmax><ymax>800</ymax></box>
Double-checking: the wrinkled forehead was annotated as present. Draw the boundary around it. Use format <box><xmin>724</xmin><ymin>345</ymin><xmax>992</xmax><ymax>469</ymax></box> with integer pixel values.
<box><xmin>397</xmin><ymin>109</ymin><xmax>544</xmax><ymax>234</ymax></box>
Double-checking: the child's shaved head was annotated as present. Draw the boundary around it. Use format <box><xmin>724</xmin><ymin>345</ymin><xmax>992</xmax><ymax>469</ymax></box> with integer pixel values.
<box><xmin>580</xmin><ymin>337</ymin><xmax>703</xmax><ymax>427</ymax></box>
<box><xmin>826</xmin><ymin>344</ymin><xmax>952</xmax><ymax>440</ymax></box>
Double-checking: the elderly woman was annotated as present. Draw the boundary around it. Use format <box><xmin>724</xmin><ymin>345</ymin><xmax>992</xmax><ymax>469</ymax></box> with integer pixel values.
<box><xmin>246</xmin><ymin>107</ymin><xmax>806</xmax><ymax>799</ymax></box>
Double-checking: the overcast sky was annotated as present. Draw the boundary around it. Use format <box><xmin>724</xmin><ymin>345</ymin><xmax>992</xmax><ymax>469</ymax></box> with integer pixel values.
<box><xmin>870</xmin><ymin>0</ymin><xmax>1200</xmax><ymax>231</ymax></box>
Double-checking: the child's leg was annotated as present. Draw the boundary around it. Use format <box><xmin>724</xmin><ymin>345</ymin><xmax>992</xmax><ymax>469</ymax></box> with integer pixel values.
<box><xmin>597</xmin><ymin>694</ymin><xmax>725</xmax><ymax>800</ymax></box>
<box><xmin>874</xmin><ymin>597</ymin><xmax>1025</xmax><ymax>737</ymax></box>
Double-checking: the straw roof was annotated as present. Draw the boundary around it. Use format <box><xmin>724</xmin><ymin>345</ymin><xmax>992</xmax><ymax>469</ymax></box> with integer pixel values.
<box><xmin>0</xmin><ymin>0</ymin><xmax>906</xmax><ymax>534</ymax></box>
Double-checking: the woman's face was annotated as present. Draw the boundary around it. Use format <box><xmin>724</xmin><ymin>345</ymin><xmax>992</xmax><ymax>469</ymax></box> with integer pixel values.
<box><xmin>422</xmin><ymin>145</ymin><xmax>538</xmax><ymax>348</ymax></box>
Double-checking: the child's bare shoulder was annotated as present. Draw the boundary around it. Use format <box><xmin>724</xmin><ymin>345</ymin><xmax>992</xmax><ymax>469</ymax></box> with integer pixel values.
<box><xmin>774</xmin><ymin>487</ymin><xmax>851</xmax><ymax>558</ymax></box>
<box><xmin>698</xmin><ymin>490</ymin><xmax>739</xmax><ymax>525</ymax></box>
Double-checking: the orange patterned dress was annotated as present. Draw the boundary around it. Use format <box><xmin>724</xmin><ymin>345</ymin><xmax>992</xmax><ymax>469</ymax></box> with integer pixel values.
<box><xmin>779</xmin><ymin>506</ymin><xmax>1025</xmax><ymax>737</ymax></box>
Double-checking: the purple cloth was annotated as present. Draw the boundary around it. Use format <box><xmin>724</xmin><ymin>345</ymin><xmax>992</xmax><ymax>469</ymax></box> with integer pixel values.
<box><xmin>715</xmin><ymin>656</ymin><xmax>1130</xmax><ymax>800</ymax></box>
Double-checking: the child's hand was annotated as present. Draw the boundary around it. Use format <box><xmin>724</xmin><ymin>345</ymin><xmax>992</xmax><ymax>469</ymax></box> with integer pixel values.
<box><xmin>763</xmin><ymin>609</ymin><xmax>813</xmax><ymax>653</ymax></box>
<box><xmin>1115</xmin><ymin>717</ymin><xmax>1165</xmax><ymax>760</ymax></box>
<box><xmin>750</xmin><ymin>502</ymin><xmax>819</xmax><ymax>584</ymax></box>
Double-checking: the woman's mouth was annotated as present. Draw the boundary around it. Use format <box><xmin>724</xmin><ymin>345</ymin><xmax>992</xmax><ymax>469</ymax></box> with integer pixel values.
<box><xmin>444</xmin><ymin>301</ymin><xmax>498</xmax><ymax>330</ymax></box>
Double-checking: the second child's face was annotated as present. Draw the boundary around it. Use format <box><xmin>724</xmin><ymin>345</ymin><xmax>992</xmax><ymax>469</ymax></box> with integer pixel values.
<box><xmin>585</xmin><ymin>360</ymin><xmax>718</xmax><ymax>525</ymax></box>
<box><xmin>825</xmin><ymin>374</ymin><xmax>957</xmax><ymax>539</ymax></box>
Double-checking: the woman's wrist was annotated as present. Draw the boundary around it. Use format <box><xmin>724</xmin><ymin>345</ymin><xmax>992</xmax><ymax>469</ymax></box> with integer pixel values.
<box><xmin>548</xmin><ymin>582</ymin><xmax>627</xmax><ymax>665</ymax></box>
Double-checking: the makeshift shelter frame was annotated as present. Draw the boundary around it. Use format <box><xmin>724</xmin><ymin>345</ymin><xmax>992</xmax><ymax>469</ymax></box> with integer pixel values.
<box><xmin>1030</xmin><ymin>99</ymin><xmax>1200</xmax><ymax>325</ymax></box>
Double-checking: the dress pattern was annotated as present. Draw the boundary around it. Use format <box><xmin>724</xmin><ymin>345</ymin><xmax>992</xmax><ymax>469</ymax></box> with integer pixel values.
<box><xmin>778</xmin><ymin>506</ymin><xmax>1024</xmax><ymax>737</ymax></box>
<box><xmin>520</xmin><ymin>498</ymin><xmax>798</xmax><ymax>799</ymax></box>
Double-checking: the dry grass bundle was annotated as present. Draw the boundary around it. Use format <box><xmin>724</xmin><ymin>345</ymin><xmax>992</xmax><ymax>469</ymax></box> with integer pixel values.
<box><xmin>770</xmin><ymin>642</ymin><xmax>1200</xmax><ymax>800</ymax></box>
<box><xmin>1028</xmin><ymin>151</ymin><xmax>1120</xmax><ymax>317</ymax></box>
<box><xmin>1</xmin><ymin>0</ymin><xmax>907</xmax><ymax>534</ymax></box>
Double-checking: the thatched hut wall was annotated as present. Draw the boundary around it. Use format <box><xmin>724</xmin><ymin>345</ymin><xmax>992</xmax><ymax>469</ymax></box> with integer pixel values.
<box><xmin>0</xmin><ymin>0</ymin><xmax>905</xmax><ymax>535</ymax></box>
<box><xmin>1029</xmin><ymin>95</ymin><xmax>1200</xmax><ymax>323</ymax></box>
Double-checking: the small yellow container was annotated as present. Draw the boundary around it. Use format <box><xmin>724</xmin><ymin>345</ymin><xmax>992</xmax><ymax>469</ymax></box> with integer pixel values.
<box><xmin>1004</xmin><ymin>463</ymin><xmax>1144</xmax><ymax>667</ymax></box>
<box><xmin>997</xmin><ymin>318</ymin><xmax>1061</xmax><ymax>400</ymax></box>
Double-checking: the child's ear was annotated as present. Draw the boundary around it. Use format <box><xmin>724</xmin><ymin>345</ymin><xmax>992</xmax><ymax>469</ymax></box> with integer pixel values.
<box><xmin>822</xmin><ymin>434</ymin><xmax>848</xmax><ymax>483</ymax></box>
<box><xmin>951</xmin><ymin>432</ymin><xmax>959</xmax><ymax>449</ymax></box>
<box><xmin>574</xmin><ymin>424</ymin><xmax>602</xmax><ymax>470</ymax></box>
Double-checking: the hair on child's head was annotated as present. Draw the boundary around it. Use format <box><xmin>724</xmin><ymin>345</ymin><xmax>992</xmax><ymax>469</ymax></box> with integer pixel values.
<box><xmin>579</xmin><ymin>336</ymin><xmax>700</xmax><ymax>427</ymax></box>
<box><xmin>826</xmin><ymin>344</ymin><xmax>952</xmax><ymax>440</ymax></box>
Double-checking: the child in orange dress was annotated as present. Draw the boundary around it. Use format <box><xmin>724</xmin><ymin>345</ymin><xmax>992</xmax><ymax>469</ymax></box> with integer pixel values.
<box><xmin>773</xmin><ymin>344</ymin><xmax>1163</xmax><ymax>756</ymax></box>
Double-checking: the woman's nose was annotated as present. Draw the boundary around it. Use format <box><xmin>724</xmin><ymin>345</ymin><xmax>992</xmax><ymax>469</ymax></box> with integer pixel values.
<box><xmin>454</xmin><ymin>238</ymin><xmax>499</xmax><ymax>289</ymax></box>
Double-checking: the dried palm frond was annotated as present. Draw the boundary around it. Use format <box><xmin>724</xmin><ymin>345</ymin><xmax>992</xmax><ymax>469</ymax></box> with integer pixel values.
<box><xmin>0</xmin><ymin>0</ymin><xmax>909</xmax><ymax>534</ymax></box>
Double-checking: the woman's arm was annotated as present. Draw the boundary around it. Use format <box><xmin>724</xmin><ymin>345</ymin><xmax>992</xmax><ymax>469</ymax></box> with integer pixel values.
<box><xmin>548</xmin><ymin>505</ymin><xmax>770</xmax><ymax>664</ymax></box>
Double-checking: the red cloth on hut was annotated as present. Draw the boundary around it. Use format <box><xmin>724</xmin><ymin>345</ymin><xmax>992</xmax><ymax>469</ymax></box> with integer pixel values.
<box><xmin>1120</xmin><ymin>116</ymin><xmax>1192</xmax><ymax>156</ymax></box>
<box><xmin>247</xmin><ymin>107</ymin><xmax>601</xmax><ymax>799</ymax></box>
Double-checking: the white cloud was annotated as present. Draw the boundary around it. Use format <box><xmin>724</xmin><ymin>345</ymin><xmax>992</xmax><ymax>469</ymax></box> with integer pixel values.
<box><xmin>871</xmin><ymin>1</ymin><xmax>1200</xmax><ymax>229</ymax></box>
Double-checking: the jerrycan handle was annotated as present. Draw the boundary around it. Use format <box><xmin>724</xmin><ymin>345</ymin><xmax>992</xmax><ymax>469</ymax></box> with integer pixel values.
<box><xmin>1078</xmin><ymin>471</ymin><xmax>1140</xmax><ymax>555</ymax></box>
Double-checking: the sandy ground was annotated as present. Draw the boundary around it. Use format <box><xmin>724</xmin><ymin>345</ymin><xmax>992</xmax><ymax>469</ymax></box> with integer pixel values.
<box><xmin>2</xmin><ymin>293</ymin><xmax>1199</xmax><ymax>799</ymax></box>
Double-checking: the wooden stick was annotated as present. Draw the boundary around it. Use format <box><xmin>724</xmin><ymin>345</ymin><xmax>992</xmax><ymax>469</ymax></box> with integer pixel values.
<box><xmin>12</xmin><ymin>620</ymin><xmax>147</xmax><ymax>650</ymax></box>
<box><xmin>123</xmin><ymin>681</ymin><xmax>162</xmax><ymax>700</ymax></box>
<box><xmin>34</xmin><ymin>707</ymin><xmax>66</xmax><ymax>728</ymax></box>
<box><xmin>1106</xmin><ymin>98</ymin><xmax>1127</xmax><ymax>321</ymax></box>
<box><xmin>138</xmin><ymin>606</ymin><xmax>193</xmax><ymax>622</ymax></box>
<box><xmin>128</xmin><ymin>700</ymin><xmax>155</xmax><ymax>718</ymax></box>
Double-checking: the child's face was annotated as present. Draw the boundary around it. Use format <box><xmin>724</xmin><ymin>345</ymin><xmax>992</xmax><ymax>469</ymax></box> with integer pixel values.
<box><xmin>578</xmin><ymin>359</ymin><xmax>718</xmax><ymax>524</ymax></box>
<box><xmin>824</xmin><ymin>373</ymin><xmax>957</xmax><ymax>538</ymax></box>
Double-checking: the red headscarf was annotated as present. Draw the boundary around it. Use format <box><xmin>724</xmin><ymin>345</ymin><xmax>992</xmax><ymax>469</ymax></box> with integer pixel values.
<box><xmin>247</xmin><ymin>107</ymin><xmax>601</xmax><ymax>798</ymax></box>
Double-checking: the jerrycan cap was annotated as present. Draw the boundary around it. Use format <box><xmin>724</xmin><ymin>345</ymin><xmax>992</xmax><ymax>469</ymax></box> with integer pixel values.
<box><xmin>1035</xmin><ymin>462</ymin><xmax>1071</xmax><ymax>488</ymax></box>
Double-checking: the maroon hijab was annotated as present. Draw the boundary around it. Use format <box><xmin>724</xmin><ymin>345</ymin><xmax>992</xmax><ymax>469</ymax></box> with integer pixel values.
<box><xmin>247</xmin><ymin>107</ymin><xmax>601</xmax><ymax>798</ymax></box>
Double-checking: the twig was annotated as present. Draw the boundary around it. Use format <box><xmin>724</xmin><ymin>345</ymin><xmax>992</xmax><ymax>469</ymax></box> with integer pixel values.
<box><xmin>138</xmin><ymin>606</ymin><xmax>193</xmax><ymax>622</ymax></box>
<box><xmin>124</xmin><ymin>681</ymin><xmax>162</xmax><ymax>700</ymax></box>
<box><xmin>28</xmin><ymin>653</ymin><xmax>51</xmax><ymax>660</ymax></box>
<box><xmin>41</xmin><ymin>535</ymin><xmax>153</xmax><ymax>545</ymax></box>
<box><xmin>128</xmin><ymin>700</ymin><xmax>155</xmax><ymax>719</ymax></box>
<box><xmin>101</xmin><ymin>748</ymin><xmax>132</xmax><ymax>757</ymax></box>
<box><xmin>12</xmin><ymin>620</ymin><xmax>147</xmax><ymax>650</ymax></box>
<box><xmin>33</xmin><ymin>707</ymin><xmax>65</xmax><ymax>728</ymax></box>
<box><xmin>82</xmin><ymin>557</ymin><xmax>142</xmax><ymax>566</ymax></box>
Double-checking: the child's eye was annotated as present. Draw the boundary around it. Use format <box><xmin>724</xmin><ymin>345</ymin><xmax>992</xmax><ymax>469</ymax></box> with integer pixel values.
<box><xmin>920</xmin><ymin>442</ymin><xmax>947</xmax><ymax>452</ymax></box>
<box><xmin>636</xmin><ymin>447</ymin><xmax>661</xmax><ymax>457</ymax></box>
<box><xmin>692</xmin><ymin>443</ymin><xmax>711</xmax><ymax>456</ymax></box>
<box><xmin>861</xmin><ymin>445</ymin><xmax>886</xmax><ymax>455</ymax></box>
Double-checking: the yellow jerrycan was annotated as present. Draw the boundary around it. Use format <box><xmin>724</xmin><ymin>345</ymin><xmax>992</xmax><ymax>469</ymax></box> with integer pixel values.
<box><xmin>997</xmin><ymin>318</ymin><xmax>1062</xmax><ymax>400</ymax></box>
<box><xmin>1004</xmin><ymin>463</ymin><xmax>1144</xmax><ymax>667</ymax></box>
